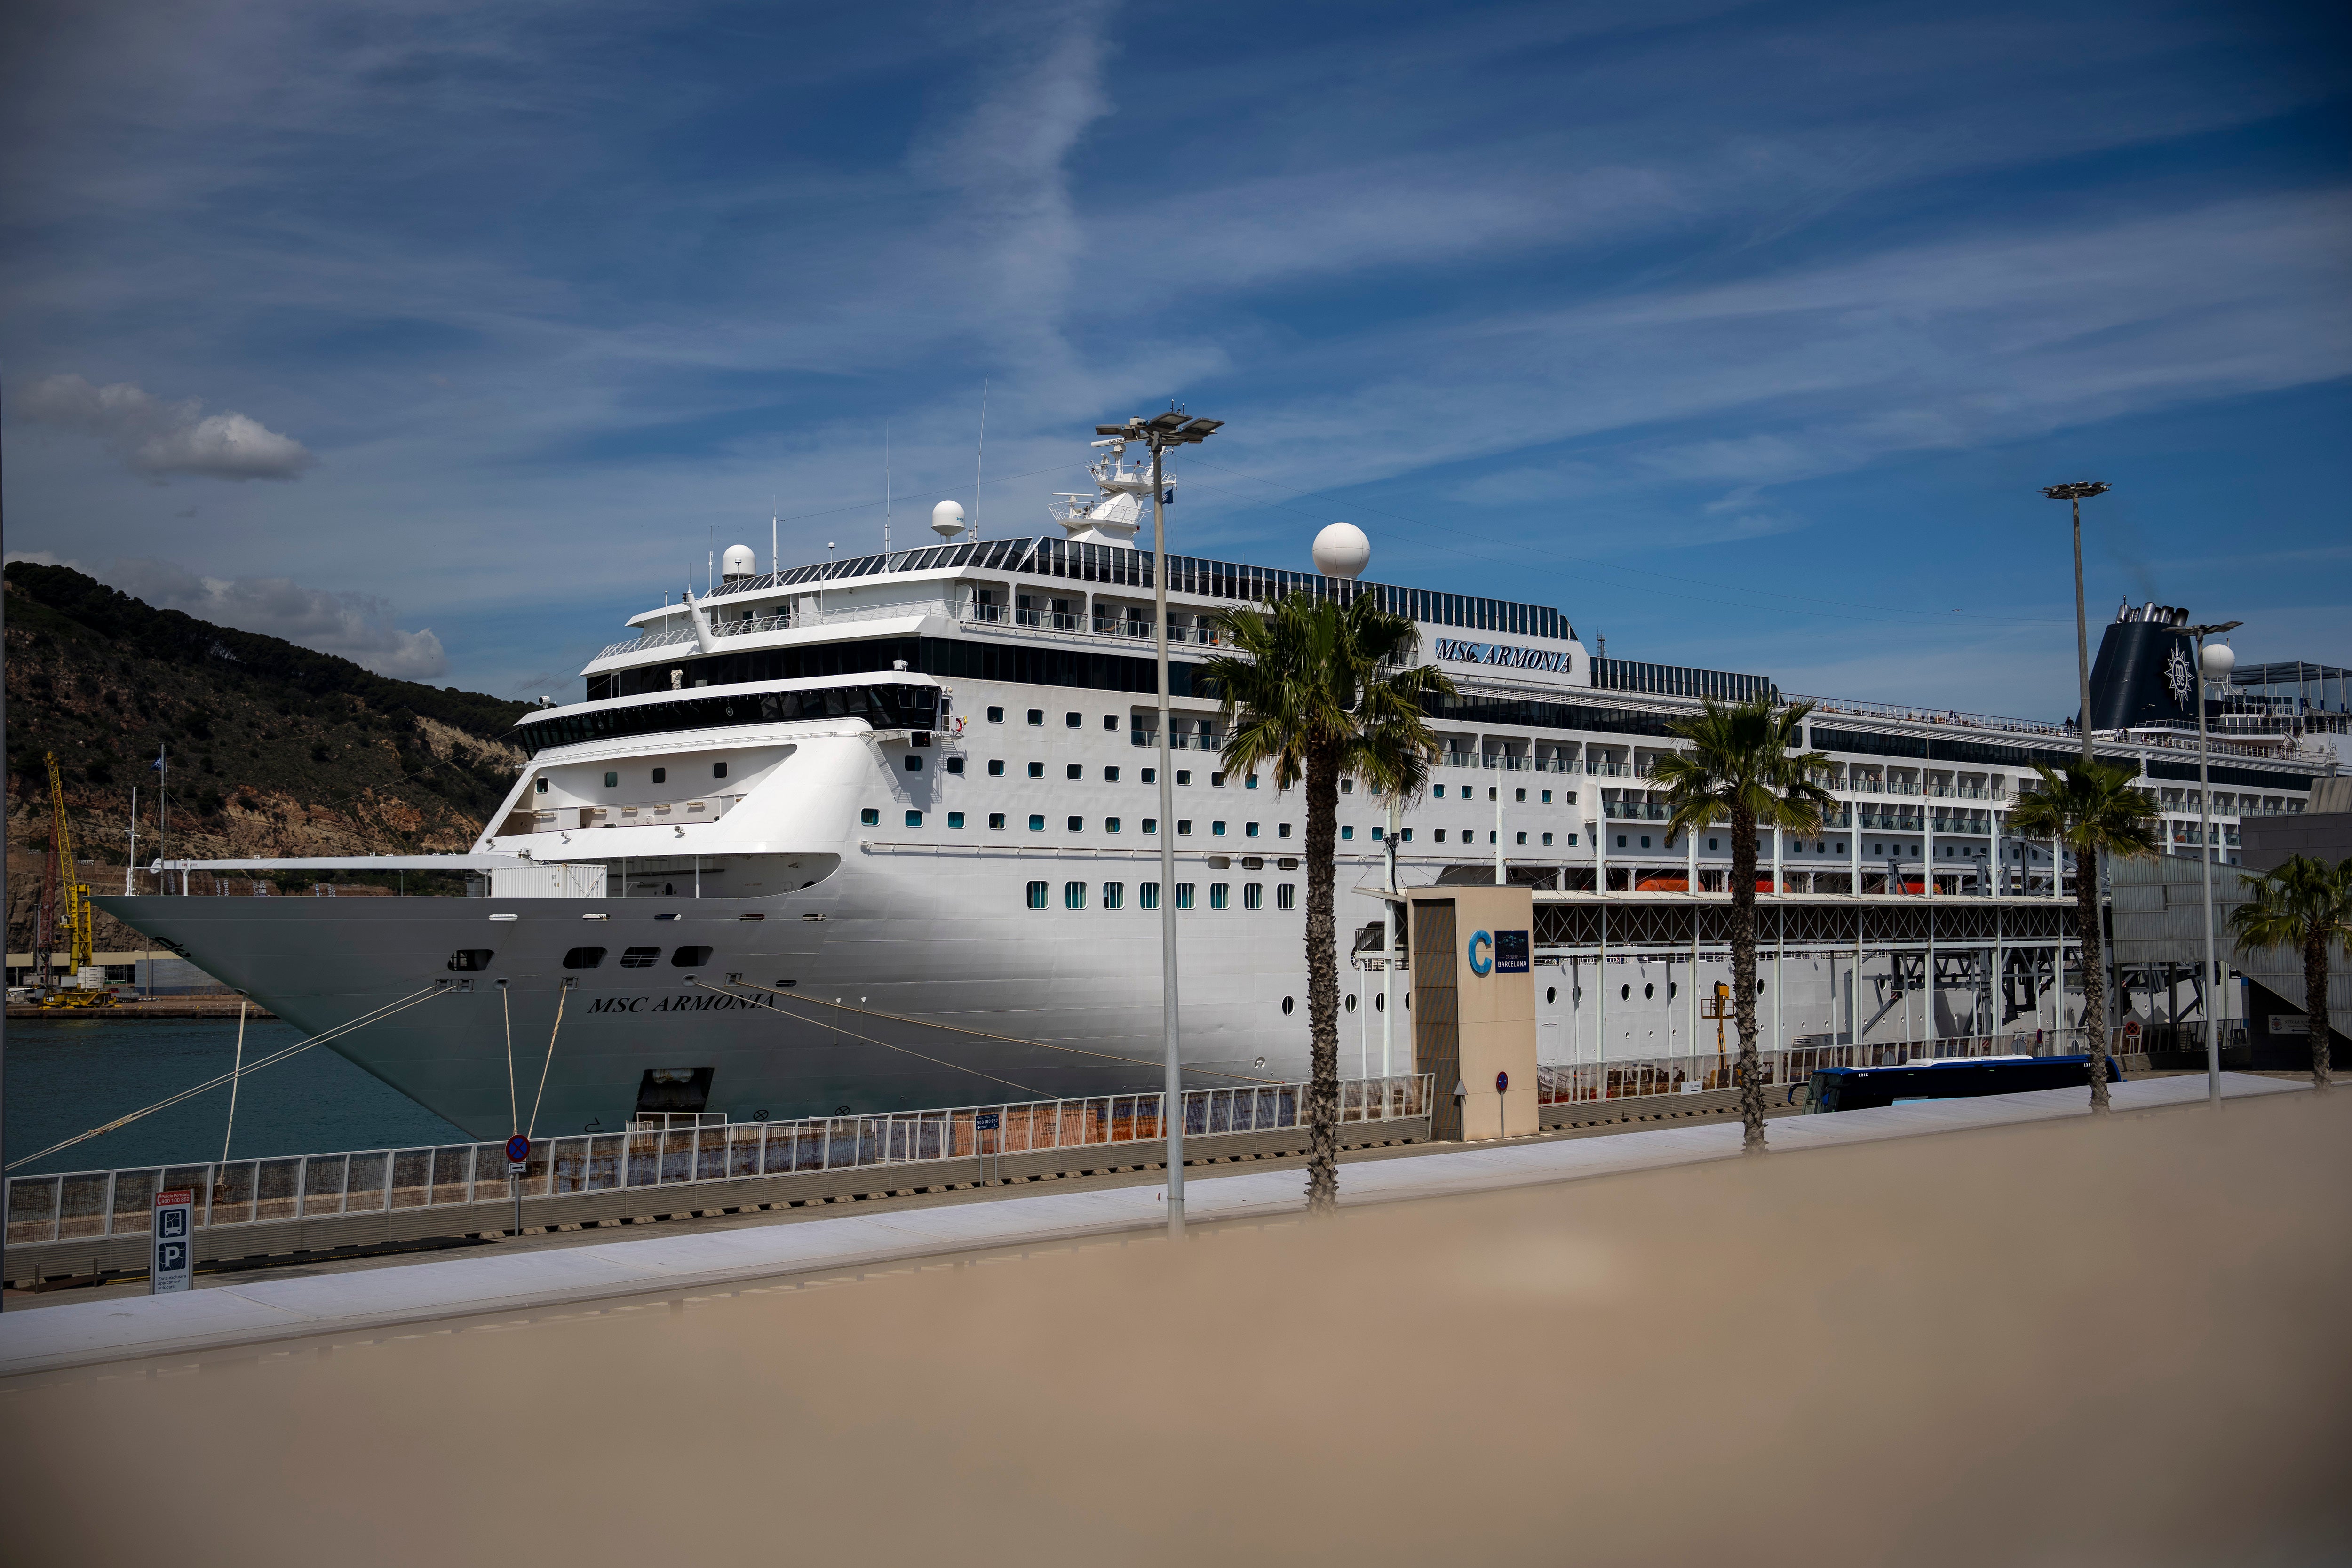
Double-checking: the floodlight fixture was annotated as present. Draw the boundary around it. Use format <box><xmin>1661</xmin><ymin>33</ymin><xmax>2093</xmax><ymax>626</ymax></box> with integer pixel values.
<box><xmin>2042</xmin><ymin>481</ymin><xmax>2111</xmax><ymax>501</ymax></box>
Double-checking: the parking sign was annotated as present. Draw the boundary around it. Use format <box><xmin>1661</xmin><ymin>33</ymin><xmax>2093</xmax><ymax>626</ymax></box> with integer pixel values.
<box><xmin>153</xmin><ymin>1189</ymin><xmax>194</xmax><ymax>1295</ymax></box>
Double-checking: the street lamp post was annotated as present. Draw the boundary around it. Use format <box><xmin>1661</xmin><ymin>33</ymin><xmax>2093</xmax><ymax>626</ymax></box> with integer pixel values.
<box><xmin>2043</xmin><ymin>480</ymin><xmax>2110</xmax><ymax>1047</ymax></box>
<box><xmin>2044</xmin><ymin>481</ymin><xmax>2110</xmax><ymax>765</ymax></box>
<box><xmin>1097</xmin><ymin>408</ymin><xmax>1222</xmax><ymax>1239</ymax></box>
<box><xmin>2187</xmin><ymin>622</ymin><xmax>2241</xmax><ymax>1108</ymax></box>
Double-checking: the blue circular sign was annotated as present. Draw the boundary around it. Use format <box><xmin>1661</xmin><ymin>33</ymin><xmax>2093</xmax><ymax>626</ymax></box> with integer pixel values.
<box><xmin>1466</xmin><ymin>930</ymin><xmax>1494</xmax><ymax>977</ymax></box>
<box><xmin>1495</xmin><ymin>1071</ymin><xmax>1509</xmax><ymax>1094</ymax></box>
<box><xmin>505</xmin><ymin>1134</ymin><xmax>531</xmax><ymax>1162</ymax></box>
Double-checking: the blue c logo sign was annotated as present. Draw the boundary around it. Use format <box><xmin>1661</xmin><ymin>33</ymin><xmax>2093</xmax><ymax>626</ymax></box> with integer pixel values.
<box><xmin>1466</xmin><ymin>930</ymin><xmax>1494</xmax><ymax>977</ymax></box>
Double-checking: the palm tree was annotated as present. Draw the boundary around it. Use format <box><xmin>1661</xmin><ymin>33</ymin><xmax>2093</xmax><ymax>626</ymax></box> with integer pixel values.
<box><xmin>2227</xmin><ymin>853</ymin><xmax>2349</xmax><ymax>1092</ymax></box>
<box><xmin>2005</xmin><ymin>761</ymin><xmax>2160</xmax><ymax>1110</ymax></box>
<box><xmin>1205</xmin><ymin>590</ymin><xmax>1453</xmax><ymax>1215</ymax></box>
<box><xmin>1653</xmin><ymin>694</ymin><xmax>1835</xmax><ymax>1154</ymax></box>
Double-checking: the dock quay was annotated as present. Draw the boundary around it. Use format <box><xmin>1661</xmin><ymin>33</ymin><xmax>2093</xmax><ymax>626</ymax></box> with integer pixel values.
<box><xmin>0</xmin><ymin>1071</ymin><xmax>2309</xmax><ymax>1379</ymax></box>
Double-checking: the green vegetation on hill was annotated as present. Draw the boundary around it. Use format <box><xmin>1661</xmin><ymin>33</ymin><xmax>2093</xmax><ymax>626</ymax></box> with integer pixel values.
<box><xmin>4</xmin><ymin>563</ymin><xmax>532</xmax><ymax>946</ymax></box>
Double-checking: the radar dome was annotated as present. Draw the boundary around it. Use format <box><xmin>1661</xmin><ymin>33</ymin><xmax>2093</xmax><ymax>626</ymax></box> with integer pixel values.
<box><xmin>2201</xmin><ymin>642</ymin><xmax>2235</xmax><ymax>682</ymax></box>
<box><xmin>931</xmin><ymin>499</ymin><xmax>966</xmax><ymax>541</ymax></box>
<box><xmin>1312</xmin><ymin>522</ymin><xmax>1371</xmax><ymax>580</ymax></box>
<box><xmin>720</xmin><ymin>544</ymin><xmax>757</xmax><ymax>581</ymax></box>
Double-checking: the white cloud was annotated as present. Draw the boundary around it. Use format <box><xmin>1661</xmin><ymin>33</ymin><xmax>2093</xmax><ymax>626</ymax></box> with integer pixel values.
<box><xmin>99</xmin><ymin>557</ymin><xmax>446</xmax><ymax>679</ymax></box>
<box><xmin>16</xmin><ymin>374</ymin><xmax>314</xmax><ymax>481</ymax></box>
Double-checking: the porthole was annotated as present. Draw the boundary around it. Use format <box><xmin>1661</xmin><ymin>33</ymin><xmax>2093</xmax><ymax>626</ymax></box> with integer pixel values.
<box><xmin>1344</xmin><ymin>993</ymin><xmax>1357</xmax><ymax>1013</ymax></box>
<box><xmin>1546</xmin><ymin>986</ymin><xmax>1556</xmax><ymax>1004</ymax></box>
<box><xmin>1669</xmin><ymin>982</ymin><xmax>1677</xmax><ymax>999</ymax></box>
<box><xmin>652</xmin><ymin>767</ymin><xmax>667</xmax><ymax>784</ymax></box>
<box><xmin>1281</xmin><ymin>995</ymin><xmax>1295</xmax><ymax>1015</ymax></box>
<box><xmin>987</xmin><ymin>706</ymin><xmax>1005</xmax><ymax>723</ymax></box>
<box><xmin>904</xmin><ymin>756</ymin><xmax>922</xmax><ymax>772</ymax></box>
<box><xmin>534</xmin><ymin>777</ymin><xmax>548</xmax><ymax>794</ymax></box>
<box><xmin>603</xmin><ymin>771</ymin><xmax>618</xmax><ymax>788</ymax></box>
<box><xmin>1375</xmin><ymin>992</ymin><xmax>1385</xmax><ymax>1011</ymax></box>
<box><xmin>1573</xmin><ymin>987</ymin><xmax>1582</xmax><ymax>1003</ymax></box>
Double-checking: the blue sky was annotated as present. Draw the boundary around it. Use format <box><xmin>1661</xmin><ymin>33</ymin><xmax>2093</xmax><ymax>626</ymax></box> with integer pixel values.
<box><xmin>2</xmin><ymin>0</ymin><xmax>2345</xmax><ymax>716</ymax></box>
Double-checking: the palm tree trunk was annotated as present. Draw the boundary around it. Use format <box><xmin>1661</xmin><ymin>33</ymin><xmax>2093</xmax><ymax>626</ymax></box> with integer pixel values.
<box><xmin>2076</xmin><ymin>847</ymin><xmax>2111</xmax><ymax>1112</ymax></box>
<box><xmin>2304</xmin><ymin>933</ymin><xmax>2333</xmax><ymax>1092</ymax></box>
<box><xmin>1303</xmin><ymin>738</ymin><xmax>1343</xmax><ymax>1214</ymax></box>
<box><xmin>1729</xmin><ymin>804</ymin><xmax>1765</xmax><ymax>1153</ymax></box>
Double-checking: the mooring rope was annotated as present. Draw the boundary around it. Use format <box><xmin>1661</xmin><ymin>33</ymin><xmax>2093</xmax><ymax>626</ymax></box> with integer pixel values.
<box><xmin>220</xmin><ymin>998</ymin><xmax>248</xmax><ymax>1164</ymax></box>
<box><xmin>721</xmin><ymin>979</ymin><xmax>1284</xmax><ymax>1086</ymax></box>
<box><xmin>6</xmin><ymin>984</ymin><xmax>456</xmax><ymax>1173</ymax></box>
<box><xmin>689</xmin><ymin>980</ymin><xmax>1051</xmax><ymax>1100</ymax></box>
<box><xmin>525</xmin><ymin>982</ymin><xmax>568</xmax><ymax>1141</ymax></box>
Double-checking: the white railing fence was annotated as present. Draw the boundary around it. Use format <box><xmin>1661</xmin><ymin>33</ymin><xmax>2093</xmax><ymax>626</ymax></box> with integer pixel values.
<box><xmin>4</xmin><ymin>1075</ymin><xmax>1432</xmax><ymax>1247</ymax></box>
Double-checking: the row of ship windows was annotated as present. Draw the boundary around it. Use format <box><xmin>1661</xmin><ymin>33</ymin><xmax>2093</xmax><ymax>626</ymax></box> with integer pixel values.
<box><xmin>1024</xmin><ymin>881</ymin><xmax>1297</xmax><ymax>911</ymax></box>
<box><xmin>540</xmin><ymin>765</ymin><xmax>729</xmax><ymax>793</ymax></box>
<box><xmin>445</xmin><ymin>946</ymin><xmax>714</xmax><ymax>972</ymax></box>
<box><xmin>863</xmin><ymin>808</ymin><xmax>1574</xmax><ymax>846</ymax></box>
<box><xmin>927</xmin><ymin>752</ymin><xmax>1567</xmax><ymax>812</ymax></box>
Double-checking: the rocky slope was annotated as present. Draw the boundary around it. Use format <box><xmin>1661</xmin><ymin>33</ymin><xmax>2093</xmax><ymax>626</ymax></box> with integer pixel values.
<box><xmin>5</xmin><ymin>562</ymin><xmax>530</xmax><ymax>953</ymax></box>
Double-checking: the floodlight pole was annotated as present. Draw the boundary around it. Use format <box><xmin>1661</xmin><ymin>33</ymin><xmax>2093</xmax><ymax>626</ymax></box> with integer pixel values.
<box><xmin>2188</xmin><ymin>621</ymin><xmax>2241</xmax><ymax>1108</ymax></box>
<box><xmin>1105</xmin><ymin>408</ymin><xmax>1221</xmax><ymax>1240</ymax></box>
<box><xmin>2044</xmin><ymin>481</ymin><xmax>2109</xmax><ymax>766</ymax></box>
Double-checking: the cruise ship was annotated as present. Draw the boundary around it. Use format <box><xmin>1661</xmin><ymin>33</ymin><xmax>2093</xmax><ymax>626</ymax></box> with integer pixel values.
<box><xmin>99</xmin><ymin>429</ymin><xmax>2341</xmax><ymax>1138</ymax></box>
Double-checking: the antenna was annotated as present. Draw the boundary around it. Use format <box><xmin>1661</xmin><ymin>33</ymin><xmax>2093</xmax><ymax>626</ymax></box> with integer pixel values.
<box><xmin>883</xmin><ymin>425</ymin><xmax>892</xmax><ymax>557</ymax></box>
<box><xmin>771</xmin><ymin>497</ymin><xmax>779</xmax><ymax>577</ymax></box>
<box><xmin>973</xmin><ymin>378</ymin><xmax>987</xmax><ymax>541</ymax></box>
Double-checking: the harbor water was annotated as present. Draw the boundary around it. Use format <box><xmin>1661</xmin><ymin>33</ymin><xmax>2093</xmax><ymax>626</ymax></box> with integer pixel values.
<box><xmin>4</xmin><ymin>1016</ymin><xmax>469</xmax><ymax>1178</ymax></box>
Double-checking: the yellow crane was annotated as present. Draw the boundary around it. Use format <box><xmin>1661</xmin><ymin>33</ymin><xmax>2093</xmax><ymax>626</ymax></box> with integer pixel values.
<box><xmin>39</xmin><ymin>751</ymin><xmax>115</xmax><ymax>1008</ymax></box>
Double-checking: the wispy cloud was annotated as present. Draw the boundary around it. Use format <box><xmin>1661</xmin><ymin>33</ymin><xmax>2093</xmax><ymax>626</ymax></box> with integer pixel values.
<box><xmin>16</xmin><ymin>374</ymin><xmax>315</xmax><ymax>481</ymax></box>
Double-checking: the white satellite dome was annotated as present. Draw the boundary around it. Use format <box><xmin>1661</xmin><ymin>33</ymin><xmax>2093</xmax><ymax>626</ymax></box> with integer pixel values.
<box><xmin>1312</xmin><ymin>521</ymin><xmax>1371</xmax><ymax>580</ymax></box>
<box><xmin>931</xmin><ymin>499</ymin><xmax>966</xmax><ymax>541</ymax></box>
<box><xmin>2201</xmin><ymin>641</ymin><xmax>2235</xmax><ymax>682</ymax></box>
<box><xmin>720</xmin><ymin>543</ymin><xmax>757</xmax><ymax>581</ymax></box>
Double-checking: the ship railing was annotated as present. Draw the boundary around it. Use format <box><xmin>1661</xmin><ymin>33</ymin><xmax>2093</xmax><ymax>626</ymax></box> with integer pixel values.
<box><xmin>596</xmin><ymin>626</ymin><xmax>698</xmax><ymax>660</ymax></box>
<box><xmin>1131</xmin><ymin>729</ymin><xmax>1228</xmax><ymax>751</ymax></box>
<box><xmin>709</xmin><ymin>612</ymin><xmax>795</xmax><ymax>639</ymax></box>
<box><xmin>1534</xmin><ymin>1035</ymin><xmax>2101</xmax><ymax>1105</ymax></box>
<box><xmin>3</xmin><ymin>1075</ymin><xmax>1433</xmax><ymax>1246</ymax></box>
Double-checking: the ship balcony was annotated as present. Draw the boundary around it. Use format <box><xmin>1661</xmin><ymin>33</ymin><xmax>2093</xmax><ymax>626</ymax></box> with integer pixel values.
<box><xmin>500</xmin><ymin>794</ymin><xmax>747</xmax><ymax>836</ymax></box>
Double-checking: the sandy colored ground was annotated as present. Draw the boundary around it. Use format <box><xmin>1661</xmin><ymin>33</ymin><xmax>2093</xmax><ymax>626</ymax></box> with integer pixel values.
<box><xmin>4</xmin><ymin>1090</ymin><xmax>2347</xmax><ymax>1566</ymax></box>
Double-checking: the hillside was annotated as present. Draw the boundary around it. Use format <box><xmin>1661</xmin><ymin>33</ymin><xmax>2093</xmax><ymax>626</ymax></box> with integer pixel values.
<box><xmin>4</xmin><ymin>562</ymin><xmax>531</xmax><ymax>953</ymax></box>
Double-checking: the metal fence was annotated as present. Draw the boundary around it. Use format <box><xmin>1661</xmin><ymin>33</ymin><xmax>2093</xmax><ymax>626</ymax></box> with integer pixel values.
<box><xmin>1536</xmin><ymin>1035</ymin><xmax>2099</xmax><ymax>1105</ymax></box>
<box><xmin>4</xmin><ymin>1075</ymin><xmax>1431</xmax><ymax>1247</ymax></box>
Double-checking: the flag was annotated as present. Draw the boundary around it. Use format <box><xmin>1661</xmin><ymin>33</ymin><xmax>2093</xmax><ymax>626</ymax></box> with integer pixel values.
<box><xmin>151</xmin><ymin>751</ymin><xmax>166</xmax><ymax>772</ymax></box>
